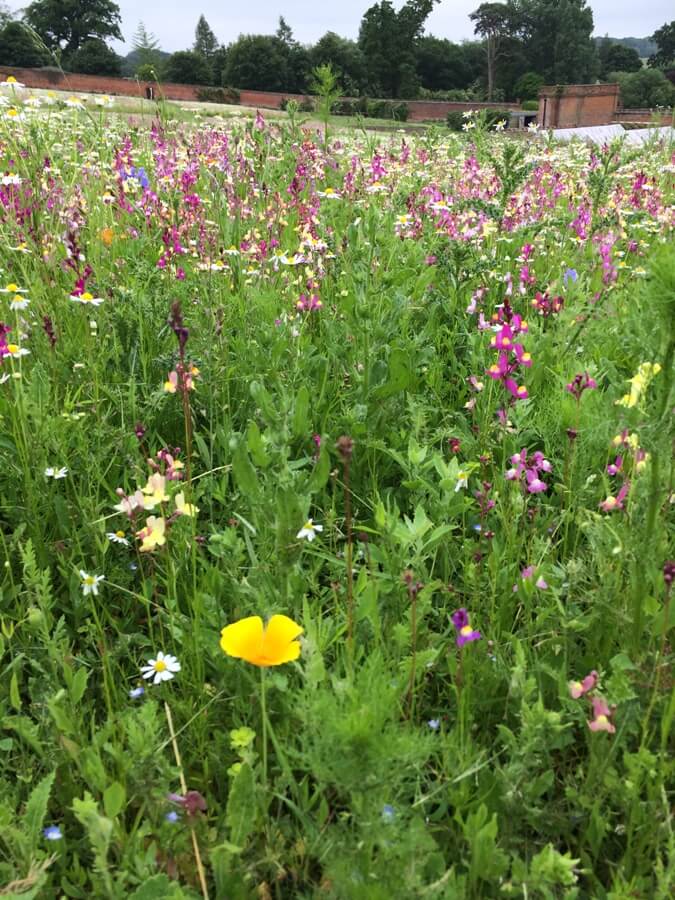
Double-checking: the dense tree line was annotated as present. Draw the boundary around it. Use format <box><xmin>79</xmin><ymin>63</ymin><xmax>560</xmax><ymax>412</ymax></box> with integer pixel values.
<box><xmin>0</xmin><ymin>0</ymin><xmax>673</xmax><ymax>107</ymax></box>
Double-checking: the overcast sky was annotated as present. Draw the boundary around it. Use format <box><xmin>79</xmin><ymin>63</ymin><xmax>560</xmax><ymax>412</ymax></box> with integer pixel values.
<box><xmin>7</xmin><ymin>1</ymin><xmax>673</xmax><ymax>53</ymax></box>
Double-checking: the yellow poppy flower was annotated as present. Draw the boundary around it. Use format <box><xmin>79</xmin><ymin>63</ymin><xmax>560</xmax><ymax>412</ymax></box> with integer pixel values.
<box><xmin>220</xmin><ymin>615</ymin><xmax>303</xmax><ymax>667</ymax></box>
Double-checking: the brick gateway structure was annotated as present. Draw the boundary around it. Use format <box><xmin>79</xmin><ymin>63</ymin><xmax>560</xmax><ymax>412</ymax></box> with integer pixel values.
<box><xmin>538</xmin><ymin>83</ymin><xmax>621</xmax><ymax>128</ymax></box>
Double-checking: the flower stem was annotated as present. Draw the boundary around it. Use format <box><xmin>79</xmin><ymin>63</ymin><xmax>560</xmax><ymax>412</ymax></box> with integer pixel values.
<box><xmin>164</xmin><ymin>702</ymin><xmax>209</xmax><ymax>899</ymax></box>
<box><xmin>260</xmin><ymin>667</ymin><xmax>268</xmax><ymax>786</ymax></box>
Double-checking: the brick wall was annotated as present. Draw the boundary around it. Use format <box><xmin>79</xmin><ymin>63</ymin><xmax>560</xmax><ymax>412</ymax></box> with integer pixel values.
<box><xmin>538</xmin><ymin>83</ymin><xmax>620</xmax><ymax>128</ymax></box>
<box><xmin>614</xmin><ymin>109</ymin><xmax>674</xmax><ymax>125</ymax></box>
<box><xmin>0</xmin><ymin>65</ymin><xmax>525</xmax><ymax>122</ymax></box>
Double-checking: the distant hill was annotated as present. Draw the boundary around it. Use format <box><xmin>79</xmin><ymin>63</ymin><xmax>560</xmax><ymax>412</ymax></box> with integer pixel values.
<box><xmin>120</xmin><ymin>49</ymin><xmax>172</xmax><ymax>78</ymax></box>
<box><xmin>594</xmin><ymin>36</ymin><xmax>657</xmax><ymax>58</ymax></box>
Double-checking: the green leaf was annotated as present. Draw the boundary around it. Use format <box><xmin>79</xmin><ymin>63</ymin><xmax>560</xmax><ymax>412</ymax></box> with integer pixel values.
<box><xmin>246</xmin><ymin>420</ymin><xmax>269</xmax><ymax>468</ymax></box>
<box><xmin>70</xmin><ymin>667</ymin><xmax>89</xmax><ymax>705</ymax></box>
<box><xmin>231</xmin><ymin>438</ymin><xmax>259</xmax><ymax>499</ymax></box>
<box><xmin>373</xmin><ymin>347</ymin><xmax>414</xmax><ymax>399</ymax></box>
<box><xmin>103</xmin><ymin>781</ymin><xmax>126</xmax><ymax>819</ymax></box>
<box><xmin>23</xmin><ymin>770</ymin><xmax>55</xmax><ymax>850</ymax></box>
<box><xmin>292</xmin><ymin>385</ymin><xmax>310</xmax><ymax>438</ymax></box>
<box><xmin>226</xmin><ymin>762</ymin><xmax>256</xmax><ymax>848</ymax></box>
<box><xmin>128</xmin><ymin>874</ymin><xmax>192</xmax><ymax>898</ymax></box>
<box><xmin>308</xmin><ymin>442</ymin><xmax>330</xmax><ymax>493</ymax></box>
<box><xmin>9</xmin><ymin>671</ymin><xmax>21</xmax><ymax>711</ymax></box>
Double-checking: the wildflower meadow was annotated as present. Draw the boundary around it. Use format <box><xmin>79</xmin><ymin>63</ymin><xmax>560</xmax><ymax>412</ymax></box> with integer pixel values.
<box><xmin>0</xmin><ymin>84</ymin><xmax>674</xmax><ymax>898</ymax></box>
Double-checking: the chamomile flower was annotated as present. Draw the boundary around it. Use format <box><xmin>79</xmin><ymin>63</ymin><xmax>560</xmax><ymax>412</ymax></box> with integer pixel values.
<box><xmin>0</xmin><ymin>283</ymin><xmax>27</xmax><ymax>294</ymax></box>
<box><xmin>141</xmin><ymin>651</ymin><xmax>181</xmax><ymax>684</ymax></box>
<box><xmin>45</xmin><ymin>466</ymin><xmax>68</xmax><ymax>479</ymax></box>
<box><xmin>8</xmin><ymin>294</ymin><xmax>29</xmax><ymax>311</ymax></box>
<box><xmin>70</xmin><ymin>292</ymin><xmax>104</xmax><ymax>306</ymax></box>
<box><xmin>4</xmin><ymin>343</ymin><xmax>30</xmax><ymax>358</ymax></box>
<box><xmin>80</xmin><ymin>571</ymin><xmax>104</xmax><ymax>596</ymax></box>
<box><xmin>1</xmin><ymin>76</ymin><xmax>25</xmax><ymax>89</ymax></box>
<box><xmin>107</xmin><ymin>530</ymin><xmax>130</xmax><ymax>546</ymax></box>
<box><xmin>296</xmin><ymin>519</ymin><xmax>323</xmax><ymax>541</ymax></box>
<box><xmin>1</xmin><ymin>173</ymin><xmax>21</xmax><ymax>186</ymax></box>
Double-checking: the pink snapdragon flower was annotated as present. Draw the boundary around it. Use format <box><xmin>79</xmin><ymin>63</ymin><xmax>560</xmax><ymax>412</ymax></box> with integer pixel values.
<box><xmin>588</xmin><ymin>697</ymin><xmax>616</xmax><ymax>733</ymax></box>
<box><xmin>569</xmin><ymin>670</ymin><xmax>598</xmax><ymax>699</ymax></box>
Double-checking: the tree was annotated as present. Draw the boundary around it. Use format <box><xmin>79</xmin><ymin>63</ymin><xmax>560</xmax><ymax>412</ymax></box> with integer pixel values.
<box><xmin>276</xmin><ymin>16</ymin><xmax>294</xmax><ymax>46</ymax></box>
<box><xmin>598</xmin><ymin>40</ymin><xmax>642</xmax><ymax>79</ymax></box>
<box><xmin>613</xmin><ymin>68</ymin><xmax>675</xmax><ymax>107</ymax></box>
<box><xmin>415</xmin><ymin>37</ymin><xmax>472</xmax><ymax>92</ymax></box>
<box><xmin>224</xmin><ymin>34</ymin><xmax>293</xmax><ymax>92</ymax></box>
<box><xmin>0</xmin><ymin>2</ymin><xmax>13</xmax><ymax>27</ymax></box>
<box><xmin>24</xmin><ymin>0</ymin><xmax>123</xmax><ymax>55</ymax></box>
<box><xmin>67</xmin><ymin>37</ymin><xmax>121</xmax><ymax>75</ymax></box>
<box><xmin>132</xmin><ymin>21</ymin><xmax>161</xmax><ymax>71</ymax></box>
<box><xmin>0</xmin><ymin>21</ymin><xmax>51</xmax><ymax>66</ymax></box>
<box><xmin>469</xmin><ymin>2</ymin><xmax>515</xmax><ymax>101</ymax></box>
<box><xmin>311</xmin><ymin>32</ymin><xmax>368</xmax><ymax>95</ymax></box>
<box><xmin>164</xmin><ymin>49</ymin><xmax>212</xmax><ymax>85</ymax></box>
<box><xmin>649</xmin><ymin>21</ymin><xmax>675</xmax><ymax>69</ymax></box>
<box><xmin>515</xmin><ymin>0</ymin><xmax>598</xmax><ymax>85</ymax></box>
<box><xmin>193</xmin><ymin>14</ymin><xmax>218</xmax><ymax>60</ymax></box>
<box><xmin>358</xmin><ymin>0</ymin><xmax>440</xmax><ymax>98</ymax></box>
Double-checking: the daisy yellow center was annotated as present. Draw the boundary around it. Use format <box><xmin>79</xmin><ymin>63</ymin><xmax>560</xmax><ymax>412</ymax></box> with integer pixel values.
<box><xmin>84</xmin><ymin>576</ymin><xmax>95</xmax><ymax>585</ymax></box>
<box><xmin>8</xmin><ymin>109</ymin><xmax>18</xmax><ymax>117</ymax></box>
<box><xmin>304</xmin><ymin>520</ymin><xmax>313</xmax><ymax>530</ymax></box>
<box><xmin>154</xmin><ymin>660</ymin><xmax>167</xmax><ymax>672</ymax></box>
<box><xmin>596</xmin><ymin>714</ymin><xmax>608</xmax><ymax>725</ymax></box>
<box><xmin>460</xmin><ymin>625</ymin><xmax>473</xmax><ymax>636</ymax></box>
<box><xmin>7</xmin><ymin>77</ymin><xmax>16</xmax><ymax>83</ymax></box>
<box><xmin>6</xmin><ymin>284</ymin><xmax>18</xmax><ymax>292</ymax></box>
<box><xmin>7</xmin><ymin>344</ymin><xmax>19</xmax><ymax>353</ymax></box>
<box><xmin>81</xmin><ymin>292</ymin><xmax>93</xmax><ymax>301</ymax></box>
<box><xmin>115</xmin><ymin>530</ymin><xmax>125</xmax><ymax>538</ymax></box>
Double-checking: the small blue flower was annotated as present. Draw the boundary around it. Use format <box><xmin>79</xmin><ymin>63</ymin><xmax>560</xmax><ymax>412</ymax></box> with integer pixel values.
<box><xmin>129</xmin><ymin>686</ymin><xmax>145</xmax><ymax>699</ymax></box>
<box><xmin>43</xmin><ymin>825</ymin><xmax>63</xmax><ymax>840</ymax></box>
<box><xmin>563</xmin><ymin>268</ymin><xmax>578</xmax><ymax>285</ymax></box>
<box><xmin>165</xmin><ymin>810</ymin><xmax>180</xmax><ymax>823</ymax></box>
<box><xmin>382</xmin><ymin>804</ymin><xmax>395</xmax><ymax>823</ymax></box>
<box><xmin>129</xmin><ymin>562</ymin><xmax>138</xmax><ymax>571</ymax></box>
<box><xmin>472</xmin><ymin>524</ymin><xmax>482</xmax><ymax>533</ymax></box>
<box><xmin>427</xmin><ymin>719</ymin><xmax>440</xmax><ymax>731</ymax></box>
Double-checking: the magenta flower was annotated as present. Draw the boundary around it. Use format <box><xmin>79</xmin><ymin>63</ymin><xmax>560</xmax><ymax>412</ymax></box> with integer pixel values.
<box><xmin>599</xmin><ymin>482</ymin><xmax>630</xmax><ymax>512</ymax></box>
<box><xmin>566</xmin><ymin>372</ymin><xmax>597</xmax><ymax>403</ymax></box>
<box><xmin>451</xmin><ymin>608</ymin><xmax>482</xmax><ymax>647</ymax></box>
<box><xmin>588</xmin><ymin>697</ymin><xmax>616</xmax><ymax>734</ymax></box>
<box><xmin>569</xmin><ymin>670</ymin><xmax>598</xmax><ymax>699</ymax></box>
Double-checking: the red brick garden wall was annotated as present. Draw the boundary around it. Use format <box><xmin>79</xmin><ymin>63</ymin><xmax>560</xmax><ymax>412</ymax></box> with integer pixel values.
<box><xmin>0</xmin><ymin>65</ymin><xmax>525</xmax><ymax>122</ymax></box>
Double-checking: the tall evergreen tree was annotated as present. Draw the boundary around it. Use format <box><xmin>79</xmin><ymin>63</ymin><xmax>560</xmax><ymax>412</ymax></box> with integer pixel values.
<box><xmin>132</xmin><ymin>20</ymin><xmax>161</xmax><ymax>73</ymax></box>
<box><xmin>193</xmin><ymin>14</ymin><xmax>218</xmax><ymax>60</ymax></box>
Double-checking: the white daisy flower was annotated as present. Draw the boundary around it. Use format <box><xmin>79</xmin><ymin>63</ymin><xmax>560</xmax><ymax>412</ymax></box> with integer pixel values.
<box><xmin>141</xmin><ymin>651</ymin><xmax>181</xmax><ymax>685</ymax></box>
<box><xmin>80</xmin><ymin>571</ymin><xmax>104</xmax><ymax>596</ymax></box>
<box><xmin>455</xmin><ymin>471</ymin><xmax>469</xmax><ymax>492</ymax></box>
<box><xmin>0</xmin><ymin>283</ymin><xmax>27</xmax><ymax>293</ymax></box>
<box><xmin>45</xmin><ymin>466</ymin><xmax>68</xmax><ymax>479</ymax></box>
<box><xmin>4</xmin><ymin>342</ymin><xmax>29</xmax><ymax>358</ymax></box>
<box><xmin>9</xmin><ymin>295</ymin><xmax>30</xmax><ymax>311</ymax></box>
<box><xmin>1</xmin><ymin>77</ymin><xmax>25</xmax><ymax>89</ymax></box>
<box><xmin>107</xmin><ymin>530</ymin><xmax>130</xmax><ymax>546</ymax></box>
<box><xmin>296</xmin><ymin>519</ymin><xmax>324</xmax><ymax>542</ymax></box>
<box><xmin>70</xmin><ymin>292</ymin><xmax>104</xmax><ymax>306</ymax></box>
<box><xmin>1</xmin><ymin>174</ymin><xmax>21</xmax><ymax>186</ymax></box>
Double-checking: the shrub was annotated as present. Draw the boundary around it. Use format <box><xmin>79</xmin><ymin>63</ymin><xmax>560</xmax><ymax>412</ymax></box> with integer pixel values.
<box><xmin>196</xmin><ymin>86</ymin><xmax>240</xmax><ymax>105</ymax></box>
<box><xmin>365</xmin><ymin>99</ymin><xmax>409</xmax><ymax>121</ymax></box>
<box><xmin>163</xmin><ymin>50</ymin><xmax>212</xmax><ymax>86</ymax></box>
<box><xmin>66</xmin><ymin>39</ymin><xmax>122</xmax><ymax>77</ymax></box>
<box><xmin>513</xmin><ymin>71</ymin><xmax>544</xmax><ymax>102</ymax></box>
<box><xmin>613</xmin><ymin>68</ymin><xmax>675</xmax><ymax>108</ymax></box>
<box><xmin>522</xmin><ymin>100</ymin><xmax>539</xmax><ymax>111</ymax></box>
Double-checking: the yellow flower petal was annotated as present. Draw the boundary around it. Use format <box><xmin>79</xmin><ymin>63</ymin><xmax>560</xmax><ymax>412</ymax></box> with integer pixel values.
<box><xmin>261</xmin><ymin>615</ymin><xmax>303</xmax><ymax>664</ymax></box>
<box><xmin>220</xmin><ymin>616</ymin><xmax>264</xmax><ymax>662</ymax></box>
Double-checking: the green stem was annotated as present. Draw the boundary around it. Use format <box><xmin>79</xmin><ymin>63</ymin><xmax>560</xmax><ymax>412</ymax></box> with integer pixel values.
<box><xmin>260</xmin><ymin>667</ymin><xmax>268</xmax><ymax>786</ymax></box>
